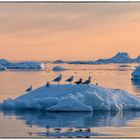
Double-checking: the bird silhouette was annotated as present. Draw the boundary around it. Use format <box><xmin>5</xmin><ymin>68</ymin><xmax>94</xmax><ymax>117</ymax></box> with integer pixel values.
<box><xmin>65</xmin><ymin>76</ymin><xmax>74</xmax><ymax>84</ymax></box>
<box><xmin>74</xmin><ymin>78</ymin><xmax>83</xmax><ymax>85</ymax></box>
<box><xmin>83</xmin><ymin>77</ymin><xmax>92</xmax><ymax>85</ymax></box>
<box><xmin>53</xmin><ymin>74</ymin><xmax>62</xmax><ymax>84</ymax></box>
<box><xmin>84</xmin><ymin>128</ymin><xmax>91</xmax><ymax>133</ymax></box>
<box><xmin>53</xmin><ymin>127</ymin><xmax>62</xmax><ymax>133</ymax></box>
<box><xmin>46</xmin><ymin>82</ymin><xmax>50</xmax><ymax>87</ymax></box>
<box><xmin>25</xmin><ymin>85</ymin><xmax>32</xmax><ymax>92</ymax></box>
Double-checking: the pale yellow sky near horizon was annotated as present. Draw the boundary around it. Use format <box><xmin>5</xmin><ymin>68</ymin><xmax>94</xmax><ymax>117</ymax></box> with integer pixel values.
<box><xmin>0</xmin><ymin>3</ymin><xmax>140</xmax><ymax>61</ymax></box>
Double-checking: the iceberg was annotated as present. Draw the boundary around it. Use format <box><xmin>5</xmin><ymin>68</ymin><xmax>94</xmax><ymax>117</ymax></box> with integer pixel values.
<box><xmin>53</xmin><ymin>66</ymin><xmax>67</xmax><ymax>71</ymax></box>
<box><xmin>53</xmin><ymin>60</ymin><xmax>66</xmax><ymax>64</ymax></box>
<box><xmin>0</xmin><ymin>84</ymin><xmax>140</xmax><ymax>111</ymax></box>
<box><xmin>0</xmin><ymin>59</ymin><xmax>46</xmax><ymax>70</ymax></box>
<box><xmin>94</xmin><ymin>52</ymin><xmax>134</xmax><ymax>64</ymax></box>
<box><xmin>6</xmin><ymin>61</ymin><xmax>46</xmax><ymax>70</ymax></box>
<box><xmin>58</xmin><ymin>52</ymin><xmax>140</xmax><ymax>65</ymax></box>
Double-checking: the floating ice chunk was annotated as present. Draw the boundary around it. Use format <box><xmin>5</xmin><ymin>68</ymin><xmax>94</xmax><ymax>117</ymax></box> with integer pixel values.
<box><xmin>53</xmin><ymin>66</ymin><xmax>67</xmax><ymax>71</ymax></box>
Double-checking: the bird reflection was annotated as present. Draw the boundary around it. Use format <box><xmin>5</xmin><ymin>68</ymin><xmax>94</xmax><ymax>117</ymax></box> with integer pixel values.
<box><xmin>1</xmin><ymin>110</ymin><xmax>140</xmax><ymax>137</ymax></box>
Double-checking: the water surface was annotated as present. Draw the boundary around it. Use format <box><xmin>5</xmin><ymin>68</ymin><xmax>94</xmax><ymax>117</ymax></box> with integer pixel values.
<box><xmin>0</xmin><ymin>63</ymin><xmax>140</xmax><ymax>138</ymax></box>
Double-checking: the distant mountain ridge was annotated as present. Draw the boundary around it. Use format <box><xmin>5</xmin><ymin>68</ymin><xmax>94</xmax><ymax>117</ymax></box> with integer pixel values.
<box><xmin>53</xmin><ymin>52</ymin><xmax>140</xmax><ymax>64</ymax></box>
<box><xmin>95</xmin><ymin>52</ymin><xmax>135</xmax><ymax>64</ymax></box>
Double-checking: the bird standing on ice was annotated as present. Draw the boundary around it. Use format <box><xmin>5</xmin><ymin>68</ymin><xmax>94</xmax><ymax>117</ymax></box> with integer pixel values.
<box><xmin>53</xmin><ymin>74</ymin><xmax>62</xmax><ymax>84</ymax></box>
<box><xmin>65</xmin><ymin>76</ymin><xmax>74</xmax><ymax>84</ymax></box>
<box><xmin>46</xmin><ymin>82</ymin><xmax>50</xmax><ymax>87</ymax></box>
<box><xmin>25</xmin><ymin>85</ymin><xmax>32</xmax><ymax>92</ymax></box>
<box><xmin>83</xmin><ymin>77</ymin><xmax>92</xmax><ymax>85</ymax></box>
<box><xmin>74</xmin><ymin>78</ymin><xmax>83</xmax><ymax>85</ymax></box>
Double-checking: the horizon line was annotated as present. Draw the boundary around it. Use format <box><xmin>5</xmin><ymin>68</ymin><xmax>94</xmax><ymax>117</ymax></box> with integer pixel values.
<box><xmin>1</xmin><ymin>51</ymin><xmax>140</xmax><ymax>62</ymax></box>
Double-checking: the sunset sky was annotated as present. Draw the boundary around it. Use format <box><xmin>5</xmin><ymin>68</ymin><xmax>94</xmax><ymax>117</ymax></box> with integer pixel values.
<box><xmin>0</xmin><ymin>3</ymin><xmax>140</xmax><ymax>61</ymax></box>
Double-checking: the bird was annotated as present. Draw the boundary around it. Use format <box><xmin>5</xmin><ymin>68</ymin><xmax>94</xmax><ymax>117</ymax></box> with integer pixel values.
<box><xmin>53</xmin><ymin>74</ymin><xmax>62</xmax><ymax>84</ymax></box>
<box><xmin>78</xmin><ymin>128</ymin><xmax>83</xmax><ymax>132</ymax></box>
<box><xmin>84</xmin><ymin>128</ymin><xmax>91</xmax><ymax>133</ymax></box>
<box><xmin>25</xmin><ymin>85</ymin><xmax>32</xmax><ymax>92</ymax></box>
<box><xmin>46</xmin><ymin>82</ymin><xmax>50</xmax><ymax>87</ymax></box>
<box><xmin>74</xmin><ymin>78</ymin><xmax>83</xmax><ymax>85</ymax></box>
<box><xmin>96</xmin><ymin>83</ymin><xmax>98</xmax><ymax>86</ymax></box>
<box><xmin>83</xmin><ymin>77</ymin><xmax>92</xmax><ymax>85</ymax></box>
<box><xmin>53</xmin><ymin>128</ymin><xmax>62</xmax><ymax>133</ymax></box>
<box><xmin>65</xmin><ymin>76</ymin><xmax>74</xmax><ymax>84</ymax></box>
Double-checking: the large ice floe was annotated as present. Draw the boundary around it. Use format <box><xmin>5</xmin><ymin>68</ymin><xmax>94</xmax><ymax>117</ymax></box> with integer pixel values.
<box><xmin>0</xmin><ymin>84</ymin><xmax>140</xmax><ymax>111</ymax></box>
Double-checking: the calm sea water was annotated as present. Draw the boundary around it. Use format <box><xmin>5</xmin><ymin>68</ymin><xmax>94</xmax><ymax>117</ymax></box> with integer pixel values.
<box><xmin>0</xmin><ymin>63</ymin><xmax>140</xmax><ymax>138</ymax></box>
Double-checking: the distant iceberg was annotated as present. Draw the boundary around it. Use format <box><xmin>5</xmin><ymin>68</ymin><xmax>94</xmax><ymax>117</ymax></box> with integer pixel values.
<box><xmin>0</xmin><ymin>59</ymin><xmax>46</xmax><ymax>70</ymax></box>
<box><xmin>1</xmin><ymin>84</ymin><xmax>140</xmax><ymax>111</ymax></box>
<box><xmin>53</xmin><ymin>60</ymin><xmax>66</xmax><ymax>64</ymax></box>
<box><xmin>6</xmin><ymin>61</ymin><xmax>46</xmax><ymax>70</ymax></box>
<box><xmin>93</xmin><ymin>52</ymin><xmax>134</xmax><ymax>64</ymax></box>
<box><xmin>55</xmin><ymin>52</ymin><xmax>140</xmax><ymax>65</ymax></box>
<box><xmin>53</xmin><ymin>66</ymin><xmax>67</xmax><ymax>71</ymax></box>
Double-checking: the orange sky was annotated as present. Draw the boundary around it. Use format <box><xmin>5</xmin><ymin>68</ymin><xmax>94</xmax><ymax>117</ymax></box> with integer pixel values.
<box><xmin>0</xmin><ymin>3</ymin><xmax>140</xmax><ymax>61</ymax></box>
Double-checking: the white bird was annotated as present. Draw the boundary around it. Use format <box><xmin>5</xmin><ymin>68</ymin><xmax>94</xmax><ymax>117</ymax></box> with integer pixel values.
<box><xmin>25</xmin><ymin>85</ymin><xmax>32</xmax><ymax>92</ymax></box>
<box><xmin>65</xmin><ymin>76</ymin><xmax>74</xmax><ymax>84</ymax></box>
<box><xmin>53</xmin><ymin>74</ymin><xmax>62</xmax><ymax>84</ymax></box>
